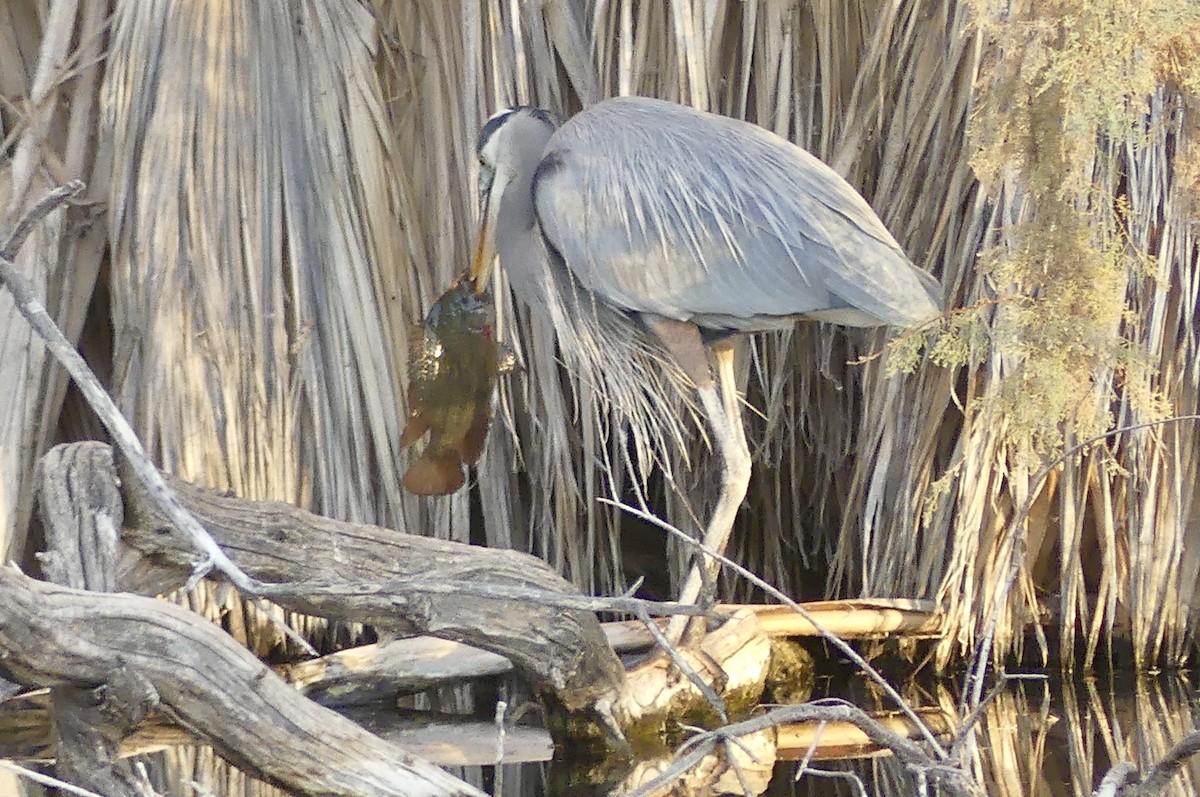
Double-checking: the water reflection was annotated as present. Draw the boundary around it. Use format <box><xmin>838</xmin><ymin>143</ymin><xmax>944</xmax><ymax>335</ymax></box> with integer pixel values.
<box><xmin>445</xmin><ymin>674</ymin><xmax>1200</xmax><ymax>796</ymax></box>
<box><xmin>768</xmin><ymin>674</ymin><xmax>1200</xmax><ymax>797</ymax></box>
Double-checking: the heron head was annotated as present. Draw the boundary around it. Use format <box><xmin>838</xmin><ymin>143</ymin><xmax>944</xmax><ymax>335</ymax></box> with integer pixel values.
<box><xmin>470</xmin><ymin>107</ymin><xmax>557</xmax><ymax>293</ymax></box>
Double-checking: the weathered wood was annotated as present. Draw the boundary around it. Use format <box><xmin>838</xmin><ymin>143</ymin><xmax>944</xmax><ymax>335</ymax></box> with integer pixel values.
<box><xmin>619</xmin><ymin>726</ymin><xmax>776</xmax><ymax>797</ymax></box>
<box><xmin>623</xmin><ymin>609</ymin><xmax>771</xmax><ymax>726</ymax></box>
<box><xmin>283</xmin><ymin>636</ymin><xmax>513</xmax><ymax>706</ymax></box>
<box><xmin>35</xmin><ymin>441</ymin><xmax>142</xmax><ymax>797</ymax></box>
<box><xmin>776</xmin><ymin>708</ymin><xmax>955</xmax><ymax>760</ymax></box>
<box><xmin>283</xmin><ymin>622</ymin><xmax>657</xmax><ymax>707</ymax></box>
<box><xmin>116</xmin><ymin>454</ymin><xmax>627</xmax><ymax>717</ymax></box>
<box><xmin>285</xmin><ymin>600</ymin><xmax>933</xmax><ymax>706</ymax></box>
<box><xmin>0</xmin><ymin>567</ymin><xmax>483</xmax><ymax>797</ymax></box>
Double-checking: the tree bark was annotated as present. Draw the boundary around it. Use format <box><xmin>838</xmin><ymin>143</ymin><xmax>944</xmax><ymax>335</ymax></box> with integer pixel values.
<box><xmin>116</xmin><ymin>454</ymin><xmax>627</xmax><ymax>716</ymax></box>
<box><xmin>0</xmin><ymin>567</ymin><xmax>483</xmax><ymax>797</ymax></box>
<box><xmin>35</xmin><ymin>442</ymin><xmax>144</xmax><ymax>797</ymax></box>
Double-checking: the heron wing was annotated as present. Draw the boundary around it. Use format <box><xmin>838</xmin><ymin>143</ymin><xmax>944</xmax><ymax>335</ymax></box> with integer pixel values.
<box><xmin>532</xmin><ymin>96</ymin><xmax>942</xmax><ymax>330</ymax></box>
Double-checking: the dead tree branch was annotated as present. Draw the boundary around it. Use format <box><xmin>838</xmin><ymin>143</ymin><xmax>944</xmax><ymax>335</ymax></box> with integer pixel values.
<box><xmin>1095</xmin><ymin>730</ymin><xmax>1200</xmax><ymax>797</ymax></box>
<box><xmin>0</xmin><ymin>181</ymin><xmax>259</xmax><ymax>592</ymax></box>
<box><xmin>0</xmin><ymin>566</ymin><xmax>483</xmax><ymax>797</ymax></box>
<box><xmin>115</xmin><ymin>453</ymin><xmax>628</xmax><ymax>718</ymax></box>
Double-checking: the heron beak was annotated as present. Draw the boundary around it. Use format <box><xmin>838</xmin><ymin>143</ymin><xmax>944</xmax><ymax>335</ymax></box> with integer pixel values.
<box><xmin>470</xmin><ymin>169</ymin><xmax>509</xmax><ymax>295</ymax></box>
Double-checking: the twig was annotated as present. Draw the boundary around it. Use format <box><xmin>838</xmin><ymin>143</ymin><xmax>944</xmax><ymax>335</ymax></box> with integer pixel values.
<box><xmin>0</xmin><ymin>182</ymin><xmax>263</xmax><ymax>595</ymax></box>
<box><xmin>963</xmin><ymin>414</ymin><xmax>1200</xmax><ymax>714</ymax></box>
<box><xmin>1120</xmin><ymin>729</ymin><xmax>1200</xmax><ymax>796</ymax></box>
<box><xmin>0</xmin><ymin>181</ymin><xmax>82</xmax><ymax>259</ymax></box>
<box><xmin>722</xmin><ymin>734</ymin><xmax>756</xmax><ymax>797</ymax></box>
<box><xmin>0</xmin><ymin>759</ymin><xmax>106</xmax><ymax>797</ymax></box>
<box><xmin>949</xmin><ymin>672</ymin><xmax>1047</xmax><ymax>758</ymax></box>
<box><xmin>1094</xmin><ymin>762</ymin><xmax>1139</xmax><ymax>797</ymax></box>
<box><xmin>132</xmin><ymin>762</ymin><xmax>164</xmax><ymax>797</ymax></box>
<box><xmin>794</xmin><ymin>718</ymin><xmax>827</xmax><ymax>780</ymax></box>
<box><xmin>262</xmin><ymin>577</ymin><xmax>708</xmax><ymax>616</ymax></box>
<box><xmin>599</xmin><ymin>497</ymin><xmax>948</xmax><ymax>758</ymax></box>
<box><xmin>794</xmin><ymin>767</ymin><xmax>868</xmax><ymax>797</ymax></box>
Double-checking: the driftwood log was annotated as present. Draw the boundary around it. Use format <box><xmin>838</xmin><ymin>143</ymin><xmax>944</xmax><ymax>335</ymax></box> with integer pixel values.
<box><xmin>8</xmin><ymin>441</ymin><xmax>808</xmax><ymax>794</ymax></box>
<box><xmin>114</xmin><ymin>450</ymin><xmax>628</xmax><ymax>721</ymax></box>
<box><xmin>0</xmin><ymin>567</ymin><xmax>483</xmax><ymax>797</ymax></box>
<box><xmin>17</xmin><ymin>442</ymin><xmax>484</xmax><ymax>797</ymax></box>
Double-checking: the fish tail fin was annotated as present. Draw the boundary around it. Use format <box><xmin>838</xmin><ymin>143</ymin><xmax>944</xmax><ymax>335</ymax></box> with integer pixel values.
<box><xmin>403</xmin><ymin>449</ymin><xmax>465</xmax><ymax>495</ymax></box>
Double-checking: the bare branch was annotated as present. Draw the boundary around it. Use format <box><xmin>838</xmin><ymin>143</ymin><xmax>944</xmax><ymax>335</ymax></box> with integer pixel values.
<box><xmin>1095</xmin><ymin>762</ymin><xmax>1139</xmax><ymax>797</ymax></box>
<box><xmin>1118</xmin><ymin>730</ymin><xmax>1200</xmax><ymax>796</ymax></box>
<box><xmin>0</xmin><ymin>183</ymin><xmax>261</xmax><ymax>595</ymax></box>
<box><xmin>0</xmin><ymin>180</ymin><xmax>84</xmax><ymax>259</ymax></box>
<box><xmin>264</xmin><ymin>578</ymin><xmax>706</xmax><ymax>617</ymax></box>
<box><xmin>0</xmin><ymin>759</ymin><xmax>108</xmax><ymax>797</ymax></box>
<box><xmin>0</xmin><ymin>566</ymin><xmax>484</xmax><ymax>797</ymax></box>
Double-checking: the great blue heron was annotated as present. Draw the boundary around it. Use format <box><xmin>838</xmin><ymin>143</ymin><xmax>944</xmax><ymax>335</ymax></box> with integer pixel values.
<box><xmin>470</xmin><ymin>96</ymin><xmax>942</xmax><ymax>641</ymax></box>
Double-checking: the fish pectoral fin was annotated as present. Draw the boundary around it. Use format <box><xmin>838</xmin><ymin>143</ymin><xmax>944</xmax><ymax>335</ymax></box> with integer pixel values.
<box><xmin>399</xmin><ymin>412</ymin><xmax>430</xmax><ymax>449</ymax></box>
<box><xmin>458</xmin><ymin>405</ymin><xmax>494</xmax><ymax>465</ymax></box>
<box><xmin>403</xmin><ymin>448</ymin><xmax>465</xmax><ymax>496</ymax></box>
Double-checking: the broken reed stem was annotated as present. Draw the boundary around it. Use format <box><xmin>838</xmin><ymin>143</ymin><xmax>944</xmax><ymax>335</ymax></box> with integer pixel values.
<box><xmin>599</xmin><ymin>497</ymin><xmax>948</xmax><ymax>758</ymax></box>
<box><xmin>964</xmin><ymin>414</ymin><xmax>1200</xmax><ymax>714</ymax></box>
<box><xmin>0</xmin><ymin>182</ymin><xmax>262</xmax><ymax>596</ymax></box>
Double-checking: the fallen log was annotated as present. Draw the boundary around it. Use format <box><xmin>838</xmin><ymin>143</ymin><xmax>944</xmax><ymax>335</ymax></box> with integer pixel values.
<box><xmin>115</xmin><ymin>453</ymin><xmax>627</xmax><ymax>721</ymax></box>
<box><xmin>0</xmin><ymin>685</ymin><xmax>959</xmax><ymax>769</ymax></box>
<box><xmin>283</xmin><ymin>599</ymin><xmax>935</xmax><ymax>708</ymax></box>
<box><xmin>0</xmin><ymin>566</ymin><xmax>483</xmax><ymax>797</ymax></box>
<box><xmin>283</xmin><ymin>635</ymin><xmax>513</xmax><ymax>705</ymax></box>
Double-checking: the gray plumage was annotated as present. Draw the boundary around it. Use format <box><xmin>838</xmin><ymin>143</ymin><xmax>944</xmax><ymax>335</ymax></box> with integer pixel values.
<box><xmin>471</xmin><ymin>96</ymin><xmax>943</xmax><ymax>632</ymax></box>
<box><xmin>481</xmin><ymin>96</ymin><xmax>941</xmax><ymax>336</ymax></box>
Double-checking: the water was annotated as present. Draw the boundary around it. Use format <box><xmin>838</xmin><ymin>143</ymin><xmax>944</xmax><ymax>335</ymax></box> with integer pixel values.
<box><xmin>438</xmin><ymin>673</ymin><xmax>1200</xmax><ymax>796</ymax></box>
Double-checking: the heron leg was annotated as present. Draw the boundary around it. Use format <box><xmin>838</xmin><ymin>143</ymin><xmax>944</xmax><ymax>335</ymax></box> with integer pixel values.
<box><xmin>662</xmin><ymin>341</ymin><xmax>752</xmax><ymax>645</ymax></box>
